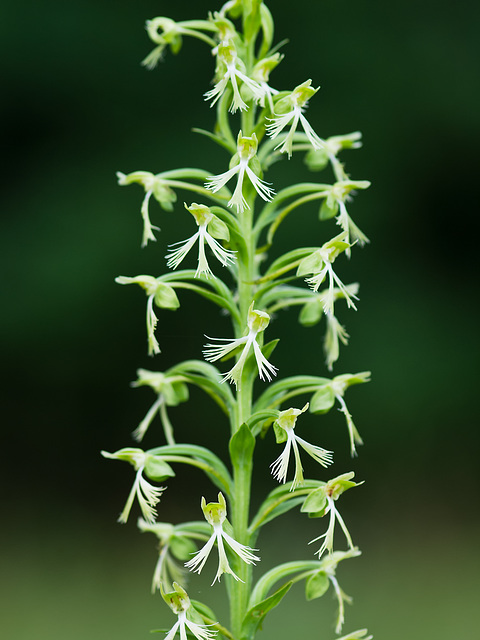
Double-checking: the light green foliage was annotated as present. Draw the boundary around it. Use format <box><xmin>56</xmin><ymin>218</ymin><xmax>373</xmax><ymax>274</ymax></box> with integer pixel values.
<box><xmin>104</xmin><ymin>2</ymin><xmax>372</xmax><ymax>639</ymax></box>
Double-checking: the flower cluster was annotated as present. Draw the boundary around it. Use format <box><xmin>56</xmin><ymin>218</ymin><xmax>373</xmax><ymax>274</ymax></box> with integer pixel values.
<box><xmin>107</xmin><ymin>3</ymin><xmax>373</xmax><ymax>640</ymax></box>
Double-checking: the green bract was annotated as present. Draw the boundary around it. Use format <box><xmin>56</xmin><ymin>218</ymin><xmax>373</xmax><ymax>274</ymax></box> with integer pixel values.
<box><xmin>105</xmin><ymin>2</ymin><xmax>373</xmax><ymax>639</ymax></box>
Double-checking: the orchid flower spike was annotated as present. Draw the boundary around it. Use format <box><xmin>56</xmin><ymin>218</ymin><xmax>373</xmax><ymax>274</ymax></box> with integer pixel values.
<box><xmin>206</xmin><ymin>132</ymin><xmax>275</xmax><ymax>213</ymax></box>
<box><xmin>161</xmin><ymin>582</ymin><xmax>217</xmax><ymax>640</ymax></box>
<box><xmin>101</xmin><ymin>448</ymin><xmax>167</xmax><ymax>524</ymax></box>
<box><xmin>297</xmin><ymin>232</ymin><xmax>357</xmax><ymax>316</ymax></box>
<box><xmin>270</xmin><ymin>404</ymin><xmax>333</xmax><ymax>491</ymax></box>
<box><xmin>266</xmin><ymin>79</ymin><xmax>324</xmax><ymax>158</ymax></box>
<box><xmin>203</xmin><ymin>301</ymin><xmax>278</xmax><ymax>387</ymax></box>
<box><xmin>204</xmin><ymin>42</ymin><xmax>263</xmax><ymax>112</ymax></box>
<box><xmin>166</xmin><ymin>203</ymin><xmax>236</xmax><ymax>278</ymax></box>
<box><xmin>185</xmin><ymin>493</ymin><xmax>259</xmax><ymax>584</ymax></box>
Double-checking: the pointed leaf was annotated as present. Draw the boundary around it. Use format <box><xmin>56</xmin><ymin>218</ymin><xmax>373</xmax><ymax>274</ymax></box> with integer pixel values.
<box><xmin>229</xmin><ymin>423</ymin><xmax>255</xmax><ymax>469</ymax></box>
<box><xmin>241</xmin><ymin>582</ymin><xmax>292</xmax><ymax>639</ymax></box>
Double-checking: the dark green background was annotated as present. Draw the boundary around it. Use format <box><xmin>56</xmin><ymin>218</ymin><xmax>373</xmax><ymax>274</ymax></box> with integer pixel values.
<box><xmin>1</xmin><ymin>1</ymin><xmax>479</xmax><ymax>638</ymax></box>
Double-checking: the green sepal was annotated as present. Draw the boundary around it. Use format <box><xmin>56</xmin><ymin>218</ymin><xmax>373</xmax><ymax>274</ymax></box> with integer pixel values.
<box><xmin>229</xmin><ymin>423</ymin><xmax>255</xmax><ymax>470</ymax></box>
<box><xmin>153</xmin><ymin>181</ymin><xmax>177</xmax><ymax>212</ymax></box>
<box><xmin>144</xmin><ymin>455</ymin><xmax>176</xmax><ymax>482</ymax></box>
<box><xmin>304</xmin><ymin>147</ymin><xmax>329</xmax><ymax>172</ymax></box>
<box><xmin>309</xmin><ymin>385</ymin><xmax>335</xmax><ymax>414</ymax></box>
<box><xmin>299</xmin><ymin>299</ymin><xmax>323</xmax><ymax>326</ymax></box>
<box><xmin>327</xmin><ymin>472</ymin><xmax>360</xmax><ymax>500</ymax></box>
<box><xmin>168</xmin><ymin>381</ymin><xmax>189</xmax><ymax>405</ymax></box>
<box><xmin>169</xmin><ymin>536</ymin><xmax>198</xmax><ymax>561</ymax></box>
<box><xmin>300</xmin><ymin>486</ymin><xmax>327</xmax><ymax>514</ymax></box>
<box><xmin>296</xmin><ymin>251</ymin><xmax>323</xmax><ymax>277</ymax></box>
<box><xmin>305</xmin><ymin>571</ymin><xmax>330</xmax><ymax>600</ymax></box>
<box><xmin>273</xmin><ymin>420</ymin><xmax>287</xmax><ymax>444</ymax></box>
<box><xmin>241</xmin><ymin>582</ymin><xmax>292</xmax><ymax>639</ymax></box>
<box><xmin>319</xmin><ymin>197</ymin><xmax>339</xmax><ymax>221</ymax></box>
<box><xmin>154</xmin><ymin>283</ymin><xmax>180</xmax><ymax>310</ymax></box>
<box><xmin>207</xmin><ymin>215</ymin><xmax>230</xmax><ymax>241</ymax></box>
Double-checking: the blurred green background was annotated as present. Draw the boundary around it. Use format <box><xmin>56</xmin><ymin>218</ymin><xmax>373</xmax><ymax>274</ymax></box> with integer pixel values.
<box><xmin>1</xmin><ymin>0</ymin><xmax>479</xmax><ymax>638</ymax></box>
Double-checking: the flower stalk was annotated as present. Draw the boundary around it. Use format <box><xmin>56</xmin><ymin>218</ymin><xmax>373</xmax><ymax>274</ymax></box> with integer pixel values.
<box><xmin>104</xmin><ymin>3</ymin><xmax>373</xmax><ymax>640</ymax></box>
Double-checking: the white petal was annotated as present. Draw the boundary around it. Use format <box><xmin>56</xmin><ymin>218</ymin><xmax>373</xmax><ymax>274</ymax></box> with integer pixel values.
<box><xmin>203</xmin><ymin>336</ymin><xmax>247</xmax><ymax>362</ymax></box>
<box><xmin>299</xmin><ymin>113</ymin><xmax>324</xmax><ymax>150</ymax></box>
<box><xmin>221</xmin><ymin>531</ymin><xmax>260</xmax><ymax>564</ymax></box>
<box><xmin>266</xmin><ymin>111</ymin><xmax>294</xmax><ymax>139</ymax></box>
<box><xmin>295</xmin><ymin>435</ymin><xmax>333</xmax><ymax>468</ymax></box>
<box><xmin>185</xmin><ymin>619</ymin><xmax>218</xmax><ymax>640</ymax></box>
<box><xmin>252</xmin><ymin>340</ymin><xmax>278</xmax><ymax>381</ymax></box>
<box><xmin>245</xmin><ymin>166</ymin><xmax>275</xmax><ymax>202</ymax></box>
<box><xmin>166</xmin><ymin>232</ymin><xmax>200</xmax><ymax>270</ymax></box>
<box><xmin>203</xmin><ymin>230</ymin><xmax>236</xmax><ymax>267</ymax></box>
<box><xmin>270</xmin><ymin>437</ymin><xmax>292</xmax><ymax>484</ymax></box>
<box><xmin>205</xmin><ymin>165</ymin><xmax>240</xmax><ymax>193</ymax></box>
<box><xmin>164</xmin><ymin>620</ymin><xmax>181</xmax><ymax>640</ymax></box>
<box><xmin>184</xmin><ymin>533</ymin><xmax>216</xmax><ymax>574</ymax></box>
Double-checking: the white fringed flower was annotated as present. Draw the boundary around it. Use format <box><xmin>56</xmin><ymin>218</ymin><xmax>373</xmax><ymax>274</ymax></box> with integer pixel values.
<box><xmin>101</xmin><ymin>449</ymin><xmax>165</xmax><ymax>524</ymax></box>
<box><xmin>203</xmin><ymin>302</ymin><xmax>277</xmax><ymax>387</ymax></box>
<box><xmin>303</xmin><ymin>473</ymin><xmax>360</xmax><ymax>561</ymax></box>
<box><xmin>205</xmin><ymin>42</ymin><xmax>263</xmax><ymax>112</ymax></box>
<box><xmin>270</xmin><ymin>404</ymin><xmax>333</xmax><ymax>491</ymax></box>
<box><xmin>185</xmin><ymin>493</ymin><xmax>259</xmax><ymax>584</ymax></box>
<box><xmin>161</xmin><ymin>583</ymin><xmax>217</xmax><ymax>640</ymax></box>
<box><xmin>266</xmin><ymin>80</ymin><xmax>324</xmax><ymax>158</ymax></box>
<box><xmin>310</xmin><ymin>494</ymin><xmax>354</xmax><ymax>559</ymax></box>
<box><xmin>166</xmin><ymin>203</ymin><xmax>236</xmax><ymax>278</ymax></box>
<box><xmin>117</xmin><ymin>171</ymin><xmax>178</xmax><ymax>247</ymax></box>
<box><xmin>297</xmin><ymin>232</ymin><xmax>357</xmax><ymax>316</ymax></box>
<box><xmin>206</xmin><ymin>132</ymin><xmax>274</xmax><ymax>213</ymax></box>
<box><xmin>115</xmin><ymin>276</ymin><xmax>180</xmax><ymax>356</ymax></box>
